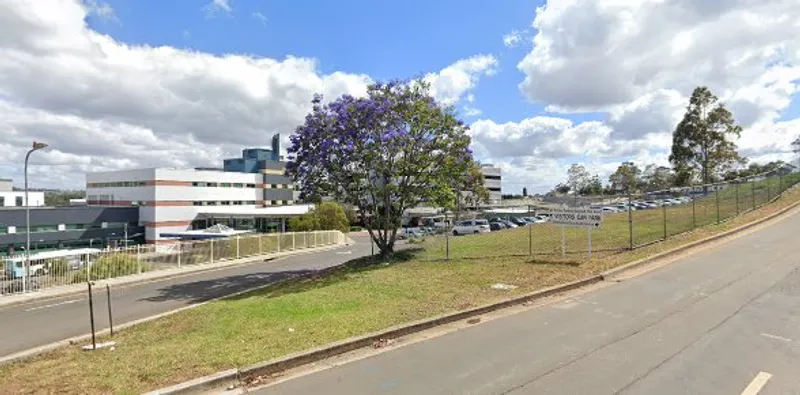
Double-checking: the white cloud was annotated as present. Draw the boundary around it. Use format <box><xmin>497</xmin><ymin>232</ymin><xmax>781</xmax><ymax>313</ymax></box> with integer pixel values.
<box><xmin>503</xmin><ymin>30</ymin><xmax>526</xmax><ymax>48</ymax></box>
<box><xmin>84</xmin><ymin>0</ymin><xmax>117</xmax><ymax>22</ymax></box>
<box><xmin>251</xmin><ymin>11</ymin><xmax>267</xmax><ymax>26</ymax></box>
<box><xmin>0</xmin><ymin>0</ymin><xmax>496</xmax><ymax>190</ymax></box>
<box><xmin>424</xmin><ymin>54</ymin><xmax>498</xmax><ymax>105</ymax></box>
<box><xmin>203</xmin><ymin>0</ymin><xmax>232</xmax><ymax>17</ymax></box>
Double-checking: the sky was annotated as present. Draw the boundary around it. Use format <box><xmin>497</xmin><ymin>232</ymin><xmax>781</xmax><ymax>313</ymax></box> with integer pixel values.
<box><xmin>1</xmin><ymin>0</ymin><xmax>799</xmax><ymax>193</ymax></box>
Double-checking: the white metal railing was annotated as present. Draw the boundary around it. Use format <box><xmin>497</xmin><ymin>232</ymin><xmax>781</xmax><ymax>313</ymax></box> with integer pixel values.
<box><xmin>0</xmin><ymin>230</ymin><xmax>346</xmax><ymax>297</ymax></box>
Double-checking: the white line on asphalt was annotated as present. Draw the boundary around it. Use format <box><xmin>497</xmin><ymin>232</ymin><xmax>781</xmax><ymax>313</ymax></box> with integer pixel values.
<box><xmin>336</xmin><ymin>251</ymin><xmax>352</xmax><ymax>255</ymax></box>
<box><xmin>741</xmin><ymin>371</ymin><xmax>773</xmax><ymax>395</ymax></box>
<box><xmin>761</xmin><ymin>332</ymin><xmax>792</xmax><ymax>342</ymax></box>
<box><xmin>24</xmin><ymin>299</ymin><xmax>82</xmax><ymax>312</ymax></box>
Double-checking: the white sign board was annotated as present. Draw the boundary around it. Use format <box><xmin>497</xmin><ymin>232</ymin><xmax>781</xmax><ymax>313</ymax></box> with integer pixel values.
<box><xmin>541</xmin><ymin>208</ymin><xmax>604</xmax><ymax>228</ymax></box>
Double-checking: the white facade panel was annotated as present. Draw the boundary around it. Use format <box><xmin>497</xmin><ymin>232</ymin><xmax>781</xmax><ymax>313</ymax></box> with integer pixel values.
<box><xmin>154</xmin><ymin>186</ymin><xmax>261</xmax><ymax>202</ymax></box>
<box><xmin>86</xmin><ymin>186</ymin><xmax>156</xmax><ymax>202</ymax></box>
<box><xmin>155</xmin><ymin>169</ymin><xmax>259</xmax><ymax>184</ymax></box>
<box><xmin>0</xmin><ymin>191</ymin><xmax>45</xmax><ymax>207</ymax></box>
<box><xmin>87</xmin><ymin>168</ymin><xmax>156</xmax><ymax>183</ymax></box>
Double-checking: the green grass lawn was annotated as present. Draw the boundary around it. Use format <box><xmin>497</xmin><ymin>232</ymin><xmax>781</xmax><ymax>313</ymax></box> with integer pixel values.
<box><xmin>2</xmin><ymin>175</ymin><xmax>800</xmax><ymax>394</ymax></box>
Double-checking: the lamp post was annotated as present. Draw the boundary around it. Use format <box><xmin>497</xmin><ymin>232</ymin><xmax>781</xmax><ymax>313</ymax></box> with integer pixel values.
<box><xmin>24</xmin><ymin>141</ymin><xmax>48</xmax><ymax>293</ymax></box>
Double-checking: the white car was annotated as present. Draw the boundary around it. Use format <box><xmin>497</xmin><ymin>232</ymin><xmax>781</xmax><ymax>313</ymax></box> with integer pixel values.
<box><xmin>452</xmin><ymin>219</ymin><xmax>491</xmax><ymax>236</ymax></box>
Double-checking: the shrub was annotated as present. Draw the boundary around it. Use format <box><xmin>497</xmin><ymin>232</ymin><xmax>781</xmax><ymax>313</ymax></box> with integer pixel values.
<box><xmin>71</xmin><ymin>254</ymin><xmax>148</xmax><ymax>283</ymax></box>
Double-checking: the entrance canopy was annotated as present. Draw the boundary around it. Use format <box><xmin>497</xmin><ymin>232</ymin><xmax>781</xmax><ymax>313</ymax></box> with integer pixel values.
<box><xmin>196</xmin><ymin>204</ymin><xmax>313</xmax><ymax>218</ymax></box>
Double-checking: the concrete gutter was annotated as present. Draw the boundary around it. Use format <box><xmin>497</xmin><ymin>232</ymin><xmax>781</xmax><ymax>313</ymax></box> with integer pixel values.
<box><xmin>147</xmin><ymin>188</ymin><xmax>800</xmax><ymax>395</ymax></box>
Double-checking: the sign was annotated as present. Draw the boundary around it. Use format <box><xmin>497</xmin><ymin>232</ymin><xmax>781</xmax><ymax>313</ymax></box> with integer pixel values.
<box><xmin>540</xmin><ymin>208</ymin><xmax>604</xmax><ymax>228</ymax></box>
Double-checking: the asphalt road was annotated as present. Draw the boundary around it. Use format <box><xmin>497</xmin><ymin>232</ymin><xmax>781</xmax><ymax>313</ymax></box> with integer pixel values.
<box><xmin>255</xmin><ymin>211</ymin><xmax>800</xmax><ymax>395</ymax></box>
<box><xmin>0</xmin><ymin>236</ymin><xmax>378</xmax><ymax>358</ymax></box>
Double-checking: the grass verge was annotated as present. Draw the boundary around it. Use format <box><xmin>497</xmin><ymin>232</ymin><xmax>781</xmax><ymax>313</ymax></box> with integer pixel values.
<box><xmin>2</xmin><ymin>185</ymin><xmax>800</xmax><ymax>394</ymax></box>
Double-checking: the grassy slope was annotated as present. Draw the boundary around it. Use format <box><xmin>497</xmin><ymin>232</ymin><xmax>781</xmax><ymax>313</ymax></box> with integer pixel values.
<box><xmin>1</xmin><ymin>176</ymin><xmax>799</xmax><ymax>394</ymax></box>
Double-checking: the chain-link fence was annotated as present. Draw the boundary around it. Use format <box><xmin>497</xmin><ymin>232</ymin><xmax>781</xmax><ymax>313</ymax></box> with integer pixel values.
<box><xmin>1</xmin><ymin>230</ymin><xmax>346</xmax><ymax>297</ymax></box>
<box><xmin>413</xmin><ymin>170</ymin><xmax>800</xmax><ymax>262</ymax></box>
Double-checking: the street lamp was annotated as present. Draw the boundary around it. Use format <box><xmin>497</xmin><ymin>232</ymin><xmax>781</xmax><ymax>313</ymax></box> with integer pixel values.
<box><xmin>24</xmin><ymin>141</ymin><xmax>48</xmax><ymax>293</ymax></box>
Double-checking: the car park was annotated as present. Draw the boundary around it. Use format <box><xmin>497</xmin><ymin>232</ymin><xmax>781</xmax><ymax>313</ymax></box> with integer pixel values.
<box><xmin>601</xmin><ymin>206</ymin><xmax>619</xmax><ymax>213</ymax></box>
<box><xmin>489</xmin><ymin>222</ymin><xmax>506</xmax><ymax>231</ymax></box>
<box><xmin>452</xmin><ymin>219</ymin><xmax>491</xmax><ymax>235</ymax></box>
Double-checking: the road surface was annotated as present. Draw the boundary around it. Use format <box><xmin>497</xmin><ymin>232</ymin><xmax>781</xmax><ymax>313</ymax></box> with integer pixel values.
<box><xmin>0</xmin><ymin>236</ymin><xmax>378</xmax><ymax>358</ymax></box>
<box><xmin>254</xmin><ymin>211</ymin><xmax>800</xmax><ymax>395</ymax></box>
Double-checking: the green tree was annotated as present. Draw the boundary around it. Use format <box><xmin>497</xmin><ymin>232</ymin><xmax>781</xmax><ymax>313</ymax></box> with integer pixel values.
<box><xmin>642</xmin><ymin>165</ymin><xmax>675</xmax><ymax>191</ymax></box>
<box><xmin>566</xmin><ymin>164</ymin><xmax>590</xmax><ymax>194</ymax></box>
<box><xmin>669</xmin><ymin>86</ymin><xmax>745</xmax><ymax>185</ymax></box>
<box><xmin>285</xmin><ymin>80</ymin><xmax>480</xmax><ymax>256</ymax></box>
<box><xmin>609</xmin><ymin>162</ymin><xmax>642</xmax><ymax>193</ymax></box>
<box><xmin>44</xmin><ymin>190</ymin><xmax>85</xmax><ymax>206</ymax></box>
<box><xmin>289</xmin><ymin>202</ymin><xmax>350</xmax><ymax>233</ymax></box>
<box><xmin>579</xmin><ymin>175</ymin><xmax>604</xmax><ymax>195</ymax></box>
<box><xmin>522</xmin><ymin>187</ymin><xmax>528</xmax><ymax>197</ymax></box>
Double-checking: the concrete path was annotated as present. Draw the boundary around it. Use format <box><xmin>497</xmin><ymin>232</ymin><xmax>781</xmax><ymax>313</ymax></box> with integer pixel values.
<box><xmin>0</xmin><ymin>236</ymin><xmax>377</xmax><ymax>358</ymax></box>
<box><xmin>253</xmin><ymin>211</ymin><xmax>800</xmax><ymax>394</ymax></box>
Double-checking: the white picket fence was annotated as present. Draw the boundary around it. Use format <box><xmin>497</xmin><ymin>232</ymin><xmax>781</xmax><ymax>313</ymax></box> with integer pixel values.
<box><xmin>0</xmin><ymin>230</ymin><xmax>346</xmax><ymax>296</ymax></box>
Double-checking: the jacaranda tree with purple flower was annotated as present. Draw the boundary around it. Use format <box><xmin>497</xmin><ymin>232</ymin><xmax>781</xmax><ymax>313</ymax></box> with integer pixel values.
<box><xmin>286</xmin><ymin>80</ymin><xmax>485</xmax><ymax>256</ymax></box>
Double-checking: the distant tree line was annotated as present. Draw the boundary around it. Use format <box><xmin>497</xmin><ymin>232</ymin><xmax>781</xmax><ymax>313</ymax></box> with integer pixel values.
<box><xmin>550</xmin><ymin>86</ymin><xmax>796</xmax><ymax>196</ymax></box>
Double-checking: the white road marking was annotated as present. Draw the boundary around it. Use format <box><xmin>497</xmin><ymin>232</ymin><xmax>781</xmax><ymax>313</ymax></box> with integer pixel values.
<box><xmin>761</xmin><ymin>333</ymin><xmax>792</xmax><ymax>342</ymax></box>
<box><xmin>336</xmin><ymin>251</ymin><xmax>352</xmax><ymax>255</ymax></box>
<box><xmin>25</xmin><ymin>299</ymin><xmax>82</xmax><ymax>312</ymax></box>
<box><xmin>741</xmin><ymin>371</ymin><xmax>773</xmax><ymax>395</ymax></box>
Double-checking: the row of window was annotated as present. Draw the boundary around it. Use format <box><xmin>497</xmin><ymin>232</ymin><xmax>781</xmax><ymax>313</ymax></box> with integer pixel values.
<box><xmin>483</xmin><ymin>175</ymin><xmax>502</xmax><ymax>181</ymax></box>
<box><xmin>191</xmin><ymin>200</ymin><xmax>293</xmax><ymax>206</ymax></box>
<box><xmin>0</xmin><ymin>197</ymin><xmax>24</xmax><ymax>206</ymax></box>
<box><xmin>0</xmin><ymin>222</ymin><xmax>138</xmax><ymax>235</ymax></box>
<box><xmin>88</xmin><ymin>181</ymin><xmax>148</xmax><ymax>188</ymax></box>
<box><xmin>88</xmin><ymin>181</ymin><xmax>297</xmax><ymax>190</ymax></box>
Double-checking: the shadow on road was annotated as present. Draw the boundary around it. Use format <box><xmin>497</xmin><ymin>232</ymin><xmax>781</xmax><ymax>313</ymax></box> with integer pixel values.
<box><xmin>139</xmin><ymin>269</ymin><xmax>316</xmax><ymax>304</ymax></box>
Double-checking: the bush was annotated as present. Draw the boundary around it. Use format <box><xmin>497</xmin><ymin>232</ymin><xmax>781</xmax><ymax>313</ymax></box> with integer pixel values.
<box><xmin>289</xmin><ymin>202</ymin><xmax>350</xmax><ymax>233</ymax></box>
<box><xmin>71</xmin><ymin>254</ymin><xmax>148</xmax><ymax>283</ymax></box>
<box><xmin>349</xmin><ymin>226</ymin><xmax>363</xmax><ymax>232</ymax></box>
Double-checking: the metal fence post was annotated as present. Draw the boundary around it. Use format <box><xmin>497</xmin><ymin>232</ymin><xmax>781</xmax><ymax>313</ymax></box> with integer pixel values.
<box><xmin>751</xmin><ymin>178</ymin><xmax>756</xmax><ymax>209</ymax></box>
<box><xmin>735</xmin><ymin>182</ymin><xmax>740</xmax><ymax>214</ymax></box>
<box><xmin>136</xmin><ymin>245</ymin><xmax>141</xmax><ymax>274</ymax></box>
<box><xmin>587</xmin><ymin>227</ymin><xmax>592</xmax><ymax>260</ymax></box>
<box><xmin>258</xmin><ymin>234</ymin><xmax>263</xmax><ymax>255</ymax></box>
<box><xmin>528</xmin><ymin>205</ymin><xmax>533</xmax><ymax>256</ymax></box>
<box><xmin>561</xmin><ymin>224</ymin><xmax>566</xmax><ymax>257</ymax></box>
<box><xmin>210</xmin><ymin>239</ymin><xmax>214</xmax><ymax>263</ymax></box>
<box><xmin>106</xmin><ymin>284</ymin><xmax>114</xmax><ymax>337</ymax></box>
<box><xmin>716</xmin><ymin>187</ymin><xmax>721</xmax><ymax>223</ymax></box>
<box><xmin>292</xmin><ymin>232</ymin><xmax>296</xmax><ymax>251</ymax></box>
<box><xmin>87</xmin><ymin>282</ymin><xmax>96</xmax><ymax>350</ymax></box>
<box><xmin>627</xmin><ymin>193</ymin><xmax>633</xmax><ymax>250</ymax></box>
<box><xmin>236</xmin><ymin>236</ymin><xmax>240</xmax><ymax>259</ymax></box>
<box><xmin>691</xmin><ymin>189</ymin><xmax>696</xmax><ymax>229</ymax></box>
<box><xmin>662</xmin><ymin>202</ymin><xmax>667</xmax><ymax>240</ymax></box>
<box><xmin>177</xmin><ymin>242</ymin><xmax>181</xmax><ymax>268</ymax></box>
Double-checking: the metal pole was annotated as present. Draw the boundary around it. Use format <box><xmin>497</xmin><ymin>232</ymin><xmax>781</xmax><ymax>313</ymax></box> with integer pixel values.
<box><xmin>627</xmin><ymin>192</ymin><xmax>633</xmax><ymax>250</ymax></box>
<box><xmin>716</xmin><ymin>187</ymin><xmax>721</xmax><ymax>223</ymax></box>
<box><xmin>528</xmin><ymin>205</ymin><xmax>532</xmax><ymax>256</ymax></box>
<box><xmin>445</xmin><ymin>212</ymin><xmax>450</xmax><ymax>261</ymax></box>
<box><xmin>561</xmin><ymin>224</ymin><xmax>566</xmax><ymax>257</ymax></box>
<box><xmin>236</xmin><ymin>236</ymin><xmax>240</xmax><ymax>259</ymax></box>
<box><xmin>662</xmin><ymin>201</ymin><xmax>667</xmax><ymax>240</ymax></box>
<box><xmin>692</xmin><ymin>192</ymin><xmax>696</xmax><ymax>229</ymax></box>
<box><xmin>24</xmin><ymin>151</ymin><xmax>30</xmax><ymax>293</ymax></box>
<box><xmin>123</xmin><ymin>223</ymin><xmax>128</xmax><ymax>248</ymax></box>
<box><xmin>136</xmin><ymin>244</ymin><xmax>142</xmax><ymax>274</ymax></box>
<box><xmin>176</xmin><ymin>242</ymin><xmax>181</xmax><ymax>268</ymax></box>
<box><xmin>587</xmin><ymin>227</ymin><xmax>592</xmax><ymax>260</ymax></box>
<box><xmin>735</xmin><ymin>182</ymin><xmax>740</xmax><ymax>215</ymax></box>
<box><xmin>106</xmin><ymin>284</ymin><xmax>114</xmax><ymax>337</ymax></box>
<box><xmin>88</xmin><ymin>282</ymin><xmax>96</xmax><ymax>350</ymax></box>
<box><xmin>751</xmin><ymin>178</ymin><xmax>756</xmax><ymax>209</ymax></box>
<box><xmin>210</xmin><ymin>239</ymin><xmax>214</xmax><ymax>263</ymax></box>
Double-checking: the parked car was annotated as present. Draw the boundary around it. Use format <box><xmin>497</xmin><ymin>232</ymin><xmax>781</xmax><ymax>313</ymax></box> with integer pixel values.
<box><xmin>645</xmin><ymin>200</ymin><xmax>661</xmax><ymax>207</ymax></box>
<box><xmin>489</xmin><ymin>222</ymin><xmax>506</xmax><ymax>231</ymax></box>
<box><xmin>500</xmin><ymin>220</ymin><xmax>518</xmax><ymax>228</ymax></box>
<box><xmin>601</xmin><ymin>206</ymin><xmax>619</xmax><ymax>213</ymax></box>
<box><xmin>510</xmin><ymin>217</ymin><xmax>529</xmax><ymax>226</ymax></box>
<box><xmin>452</xmin><ymin>219</ymin><xmax>491</xmax><ymax>235</ymax></box>
<box><xmin>665</xmin><ymin>198</ymin><xmax>684</xmax><ymax>205</ymax></box>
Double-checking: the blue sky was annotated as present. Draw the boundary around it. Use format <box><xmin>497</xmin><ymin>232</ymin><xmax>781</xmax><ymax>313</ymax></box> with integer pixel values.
<box><xmin>88</xmin><ymin>0</ymin><xmax>558</xmax><ymax>124</ymax></box>
<box><xmin>2</xmin><ymin>0</ymin><xmax>798</xmax><ymax>192</ymax></box>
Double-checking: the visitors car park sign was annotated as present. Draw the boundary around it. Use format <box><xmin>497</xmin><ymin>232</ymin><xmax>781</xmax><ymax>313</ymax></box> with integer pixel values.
<box><xmin>541</xmin><ymin>208</ymin><xmax>604</xmax><ymax>228</ymax></box>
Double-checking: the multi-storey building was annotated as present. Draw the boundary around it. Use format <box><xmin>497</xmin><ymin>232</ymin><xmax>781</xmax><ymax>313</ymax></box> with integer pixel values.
<box><xmin>86</xmin><ymin>134</ymin><xmax>310</xmax><ymax>244</ymax></box>
<box><xmin>0</xmin><ymin>178</ymin><xmax>45</xmax><ymax>208</ymax></box>
<box><xmin>481</xmin><ymin>164</ymin><xmax>502</xmax><ymax>204</ymax></box>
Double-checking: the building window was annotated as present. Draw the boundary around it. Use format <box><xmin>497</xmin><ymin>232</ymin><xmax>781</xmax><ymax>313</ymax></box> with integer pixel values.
<box><xmin>233</xmin><ymin>201</ymin><xmax>242</xmax><ymax>205</ymax></box>
<box><xmin>246</xmin><ymin>183</ymin><xmax>256</xmax><ymax>188</ymax></box>
<box><xmin>271</xmin><ymin>200</ymin><xmax>278</xmax><ymax>205</ymax></box>
<box><xmin>193</xmin><ymin>201</ymin><xmax>202</xmax><ymax>206</ymax></box>
<box><xmin>65</xmin><ymin>224</ymin><xmax>86</xmax><ymax>230</ymax></box>
<box><xmin>15</xmin><ymin>196</ymin><xmax>23</xmax><ymax>206</ymax></box>
<box><xmin>233</xmin><ymin>183</ymin><xmax>244</xmax><ymax>188</ymax></box>
<box><xmin>0</xmin><ymin>225</ymin><xmax>7</xmax><ymax>235</ymax></box>
<box><xmin>271</xmin><ymin>184</ymin><xmax>278</xmax><ymax>189</ymax></box>
<box><xmin>207</xmin><ymin>201</ymin><xmax>218</xmax><ymax>206</ymax></box>
<box><xmin>193</xmin><ymin>182</ymin><xmax>206</xmax><ymax>187</ymax></box>
<box><xmin>220</xmin><ymin>183</ymin><xmax>231</xmax><ymax>188</ymax></box>
<box><xmin>0</xmin><ymin>197</ymin><xmax>4</xmax><ymax>206</ymax></box>
<box><xmin>221</xmin><ymin>201</ymin><xmax>231</xmax><ymax>205</ymax></box>
<box><xmin>208</xmin><ymin>182</ymin><xmax>219</xmax><ymax>187</ymax></box>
